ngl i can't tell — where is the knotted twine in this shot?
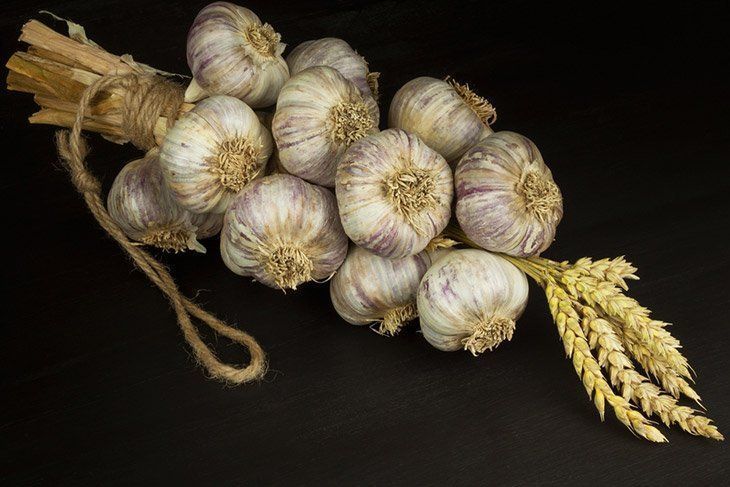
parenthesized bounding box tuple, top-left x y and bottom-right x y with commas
(55, 71, 267, 384)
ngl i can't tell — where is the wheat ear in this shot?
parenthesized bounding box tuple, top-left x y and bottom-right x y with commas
(560, 272, 700, 402)
(542, 281, 667, 442)
(579, 305, 723, 440)
(534, 257, 698, 400)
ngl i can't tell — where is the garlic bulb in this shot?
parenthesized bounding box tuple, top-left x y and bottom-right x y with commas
(185, 2, 289, 107)
(108, 152, 222, 253)
(418, 249, 529, 355)
(286, 38, 378, 99)
(336, 128, 453, 259)
(455, 131, 563, 257)
(388, 76, 496, 162)
(160, 95, 273, 214)
(272, 66, 379, 187)
(330, 245, 432, 335)
(221, 174, 348, 290)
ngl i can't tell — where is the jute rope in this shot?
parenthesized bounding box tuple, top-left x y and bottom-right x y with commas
(55, 72, 267, 384)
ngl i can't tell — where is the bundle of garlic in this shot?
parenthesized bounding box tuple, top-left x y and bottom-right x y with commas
(5, 4, 722, 443)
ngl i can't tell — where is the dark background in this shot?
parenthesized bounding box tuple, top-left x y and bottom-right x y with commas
(2, 0, 729, 484)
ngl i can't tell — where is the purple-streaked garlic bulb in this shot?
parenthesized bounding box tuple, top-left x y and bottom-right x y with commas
(221, 174, 348, 290)
(417, 249, 528, 355)
(286, 38, 379, 99)
(272, 66, 379, 187)
(330, 245, 432, 335)
(185, 2, 289, 107)
(455, 131, 563, 257)
(388, 76, 496, 162)
(107, 152, 222, 253)
(160, 95, 273, 214)
(336, 129, 453, 259)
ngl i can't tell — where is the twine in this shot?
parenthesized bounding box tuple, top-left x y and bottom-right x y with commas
(55, 72, 267, 384)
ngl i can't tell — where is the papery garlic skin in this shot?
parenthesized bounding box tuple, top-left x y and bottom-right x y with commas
(189, 212, 224, 239)
(221, 174, 348, 290)
(107, 152, 221, 253)
(336, 128, 453, 259)
(272, 66, 379, 187)
(286, 38, 376, 99)
(330, 245, 432, 335)
(417, 249, 529, 355)
(186, 2, 289, 107)
(388, 76, 495, 162)
(160, 95, 273, 214)
(455, 131, 563, 258)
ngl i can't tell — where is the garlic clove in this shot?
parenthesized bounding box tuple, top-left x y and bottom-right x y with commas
(417, 249, 529, 354)
(272, 65, 379, 187)
(336, 128, 453, 259)
(455, 131, 563, 257)
(286, 37, 377, 100)
(388, 76, 496, 162)
(186, 2, 289, 107)
(160, 95, 273, 214)
(221, 174, 348, 290)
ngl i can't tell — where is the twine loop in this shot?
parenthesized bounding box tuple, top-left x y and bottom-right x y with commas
(54, 71, 267, 385)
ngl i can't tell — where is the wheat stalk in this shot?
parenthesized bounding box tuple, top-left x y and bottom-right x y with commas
(579, 304, 723, 440)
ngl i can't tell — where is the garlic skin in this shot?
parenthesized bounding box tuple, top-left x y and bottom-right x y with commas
(107, 152, 222, 253)
(330, 245, 432, 335)
(388, 77, 496, 162)
(286, 38, 377, 99)
(455, 131, 563, 257)
(417, 249, 529, 355)
(160, 95, 273, 214)
(221, 174, 348, 290)
(336, 128, 453, 259)
(186, 2, 289, 107)
(272, 66, 379, 187)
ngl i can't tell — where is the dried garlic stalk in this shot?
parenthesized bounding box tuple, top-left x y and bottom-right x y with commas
(5, 19, 193, 145)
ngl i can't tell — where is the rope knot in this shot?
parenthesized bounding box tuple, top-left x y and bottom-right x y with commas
(119, 74, 185, 150)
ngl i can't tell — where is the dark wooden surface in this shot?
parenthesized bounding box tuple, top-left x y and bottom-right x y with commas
(2, 1, 729, 485)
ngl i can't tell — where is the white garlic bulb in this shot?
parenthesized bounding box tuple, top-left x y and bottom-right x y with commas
(221, 174, 348, 290)
(455, 131, 563, 257)
(185, 2, 289, 107)
(108, 152, 222, 253)
(336, 128, 453, 259)
(272, 66, 379, 187)
(418, 249, 529, 355)
(160, 95, 273, 214)
(286, 38, 378, 99)
(388, 76, 496, 162)
(330, 245, 432, 335)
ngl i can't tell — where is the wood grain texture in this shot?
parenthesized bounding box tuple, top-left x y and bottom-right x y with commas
(1, 0, 728, 484)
